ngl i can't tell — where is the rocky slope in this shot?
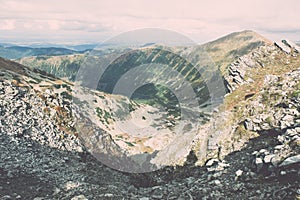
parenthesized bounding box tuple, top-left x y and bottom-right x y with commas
(0, 31, 299, 199)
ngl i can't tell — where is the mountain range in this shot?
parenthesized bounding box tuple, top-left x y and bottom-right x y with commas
(0, 30, 299, 199)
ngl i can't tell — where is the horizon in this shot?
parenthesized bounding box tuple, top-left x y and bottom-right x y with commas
(1, 30, 299, 49)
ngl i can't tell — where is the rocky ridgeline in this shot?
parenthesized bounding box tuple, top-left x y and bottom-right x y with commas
(225, 40, 299, 92)
(242, 69, 300, 180)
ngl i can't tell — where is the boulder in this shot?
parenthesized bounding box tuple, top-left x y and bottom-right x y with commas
(282, 39, 300, 53)
(274, 41, 291, 54)
(279, 154, 300, 167)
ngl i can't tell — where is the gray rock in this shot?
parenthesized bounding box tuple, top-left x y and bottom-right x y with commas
(1, 195, 12, 200)
(271, 155, 282, 166)
(279, 154, 300, 167)
(213, 180, 221, 185)
(71, 195, 88, 200)
(139, 198, 150, 200)
(255, 158, 263, 172)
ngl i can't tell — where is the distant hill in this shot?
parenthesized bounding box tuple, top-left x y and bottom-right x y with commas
(0, 45, 84, 59)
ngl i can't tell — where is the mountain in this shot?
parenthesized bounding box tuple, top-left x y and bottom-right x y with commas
(17, 30, 269, 119)
(0, 31, 299, 199)
(0, 45, 83, 59)
(18, 30, 269, 79)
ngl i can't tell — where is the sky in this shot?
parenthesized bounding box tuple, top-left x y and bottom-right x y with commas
(0, 0, 299, 45)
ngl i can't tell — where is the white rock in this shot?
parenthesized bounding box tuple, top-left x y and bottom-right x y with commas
(274, 145, 285, 150)
(206, 158, 219, 167)
(235, 169, 243, 177)
(71, 195, 88, 200)
(275, 41, 291, 54)
(214, 180, 221, 185)
(264, 154, 275, 163)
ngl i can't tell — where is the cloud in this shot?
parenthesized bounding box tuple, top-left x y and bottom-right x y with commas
(0, 0, 299, 43)
(0, 19, 15, 30)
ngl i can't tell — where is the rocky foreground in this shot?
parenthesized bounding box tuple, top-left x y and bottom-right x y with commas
(0, 36, 300, 199)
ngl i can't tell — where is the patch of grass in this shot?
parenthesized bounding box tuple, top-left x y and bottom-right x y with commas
(60, 91, 72, 100)
(291, 90, 300, 98)
(125, 141, 135, 147)
(96, 107, 113, 124)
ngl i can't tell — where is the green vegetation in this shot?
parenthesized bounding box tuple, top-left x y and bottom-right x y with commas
(18, 54, 84, 81)
(96, 107, 113, 124)
(125, 141, 135, 147)
(60, 91, 72, 100)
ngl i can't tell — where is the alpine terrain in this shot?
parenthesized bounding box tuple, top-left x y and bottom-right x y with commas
(0, 30, 299, 199)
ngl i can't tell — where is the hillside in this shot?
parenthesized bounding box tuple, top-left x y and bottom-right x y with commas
(0, 31, 299, 199)
(18, 30, 269, 79)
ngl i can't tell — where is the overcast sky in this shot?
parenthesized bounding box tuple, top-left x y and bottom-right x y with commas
(0, 0, 299, 45)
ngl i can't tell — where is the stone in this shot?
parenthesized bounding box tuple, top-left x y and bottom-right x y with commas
(259, 149, 267, 154)
(71, 195, 88, 200)
(1, 195, 12, 200)
(279, 154, 300, 167)
(275, 41, 291, 54)
(213, 180, 221, 185)
(255, 158, 263, 172)
(280, 171, 287, 175)
(282, 114, 294, 122)
(104, 194, 114, 197)
(264, 154, 275, 163)
(244, 119, 254, 130)
(274, 145, 285, 150)
(264, 75, 278, 85)
(270, 155, 282, 166)
(235, 169, 243, 177)
(282, 39, 300, 53)
(205, 158, 219, 167)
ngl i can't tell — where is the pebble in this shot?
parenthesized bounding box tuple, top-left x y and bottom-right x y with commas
(1, 195, 12, 200)
(71, 195, 88, 200)
(139, 198, 150, 200)
(235, 170, 243, 177)
(104, 194, 114, 197)
(213, 180, 221, 185)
